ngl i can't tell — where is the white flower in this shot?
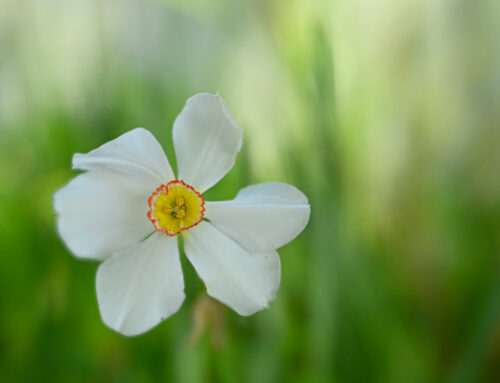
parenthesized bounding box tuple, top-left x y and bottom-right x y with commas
(54, 93, 310, 336)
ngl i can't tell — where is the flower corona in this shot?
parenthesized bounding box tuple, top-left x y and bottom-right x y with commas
(148, 180, 205, 236)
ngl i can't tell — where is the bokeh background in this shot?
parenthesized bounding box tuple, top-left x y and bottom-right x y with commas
(1, 0, 499, 382)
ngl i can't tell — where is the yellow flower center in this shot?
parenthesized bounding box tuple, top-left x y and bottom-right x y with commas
(147, 180, 205, 236)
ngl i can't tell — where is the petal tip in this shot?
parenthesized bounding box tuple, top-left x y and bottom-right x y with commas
(71, 153, 84, 170)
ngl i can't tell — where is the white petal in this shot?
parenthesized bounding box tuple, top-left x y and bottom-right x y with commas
(183, 222, 280, 316)
(173, 93, 243, 192)
(205, 182, 310, 252)
(54, 169, 153, 260)
(96, 233, 184, 336)
(73, 128, 174, 185)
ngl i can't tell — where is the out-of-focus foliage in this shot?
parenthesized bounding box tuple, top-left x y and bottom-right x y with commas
(0, 0, 499, 382)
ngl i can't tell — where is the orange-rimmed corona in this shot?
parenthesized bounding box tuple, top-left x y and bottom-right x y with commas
(147, 180, 205, 236)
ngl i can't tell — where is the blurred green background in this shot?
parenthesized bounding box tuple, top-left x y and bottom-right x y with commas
(1, 0, 499, 382)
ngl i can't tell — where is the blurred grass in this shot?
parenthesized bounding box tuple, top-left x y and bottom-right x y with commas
(0, 0, 499, 382)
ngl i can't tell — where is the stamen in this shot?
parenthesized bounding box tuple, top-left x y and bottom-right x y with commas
(173, 206, 186, 219)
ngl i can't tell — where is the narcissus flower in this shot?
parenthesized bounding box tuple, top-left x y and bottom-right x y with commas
(54, 93, 310, 336)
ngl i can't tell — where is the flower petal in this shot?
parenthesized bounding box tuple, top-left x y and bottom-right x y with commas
(96, 233, 184, 336)
(54, 169, 153, 260)
(183, 222, 280, 316)
(205, 182, 310, 252)
(73, 128, 174, 185)
(173, 93, 243, 192)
